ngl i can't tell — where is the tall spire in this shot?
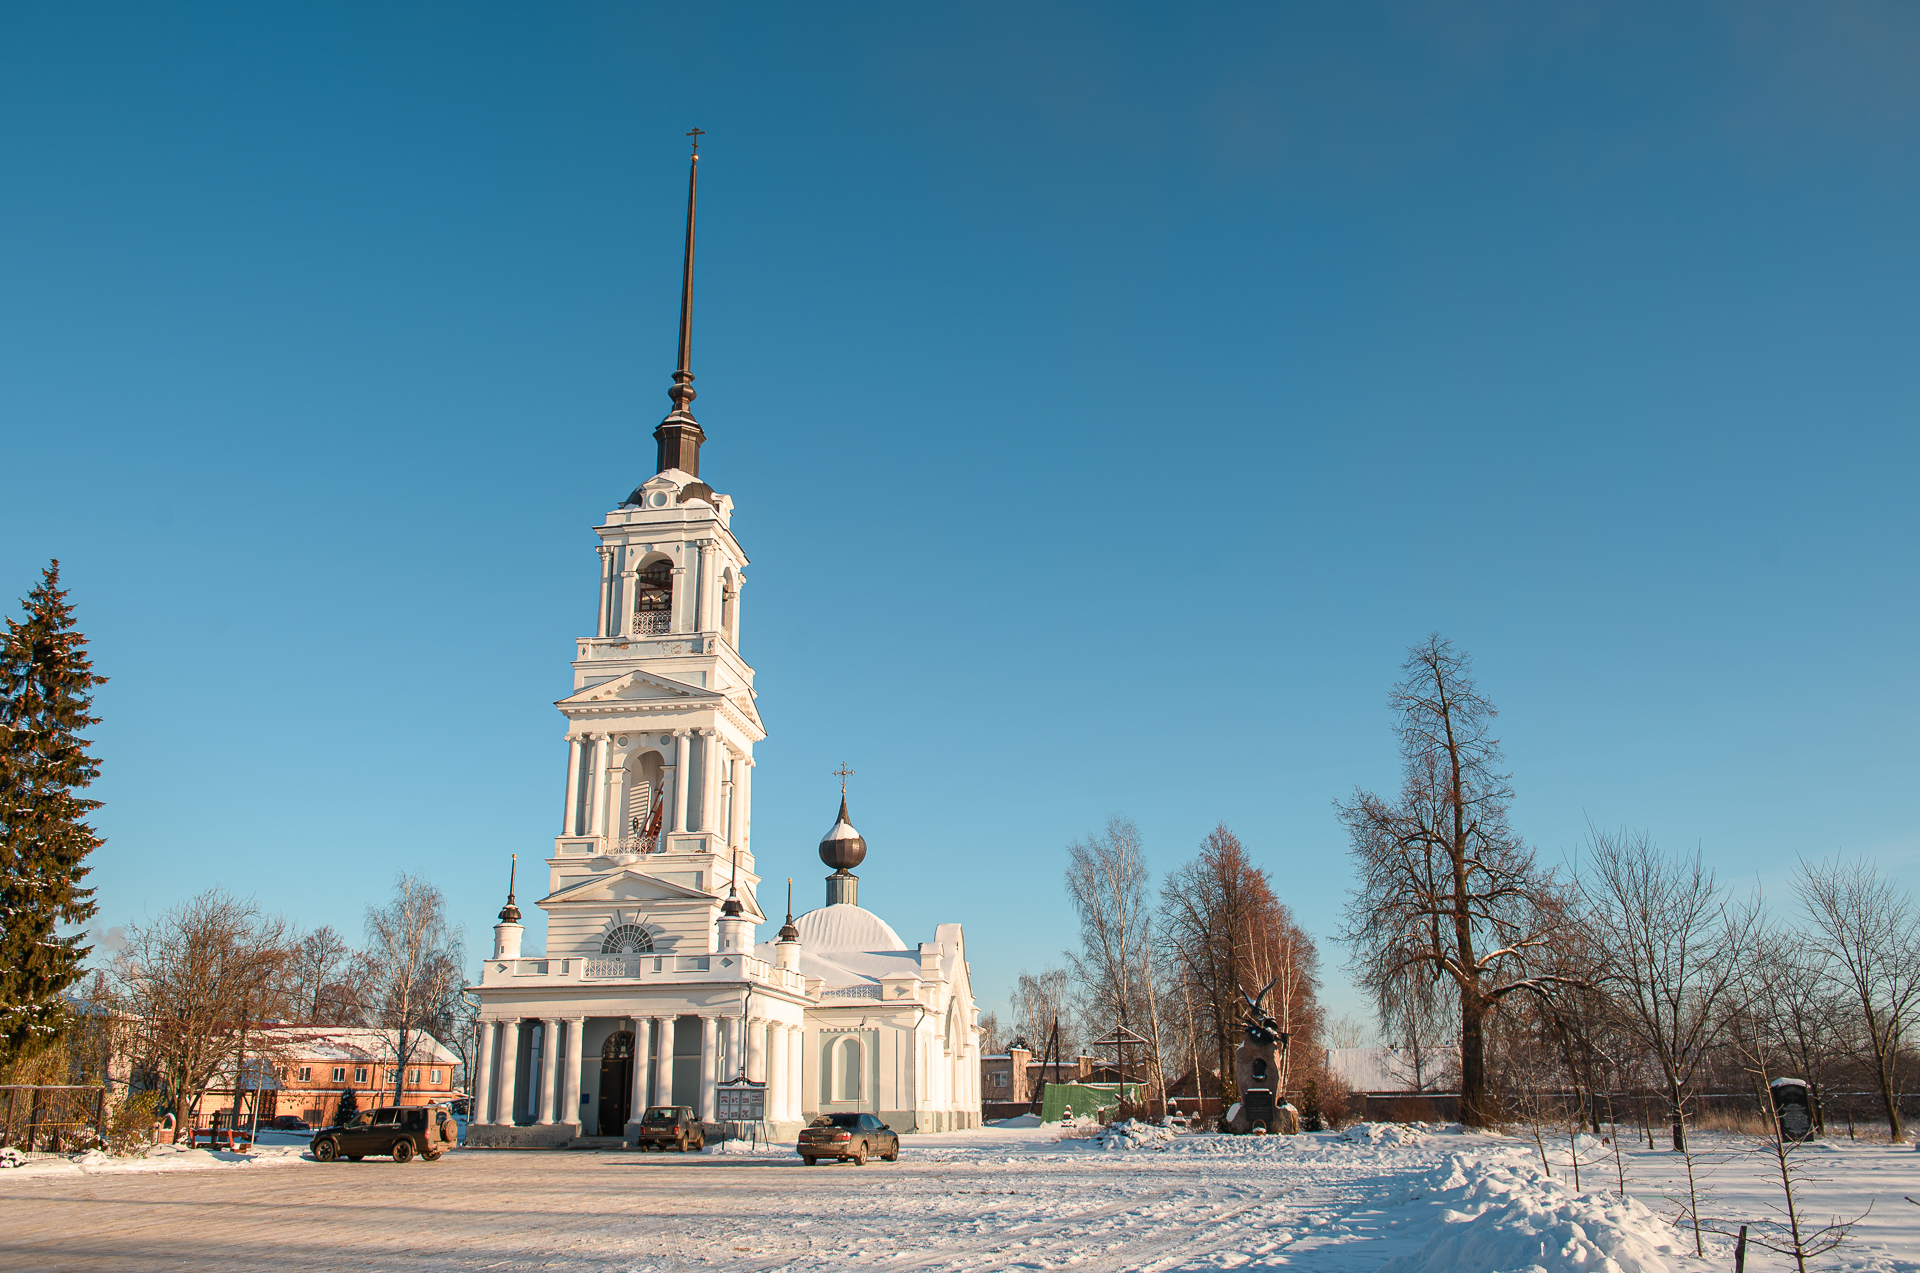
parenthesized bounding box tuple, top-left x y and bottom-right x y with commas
(498, 854, 521, 924)
(654, 127, 708, 477)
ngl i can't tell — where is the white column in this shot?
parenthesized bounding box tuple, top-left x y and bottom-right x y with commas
(588, 735, 609, 837)
(766, 1023, 784, 1122)
(595, 546, 612, 637)
(726, 754, 743, 851)
(537, 1019, 559, 1124)
(739, 758, 752, 854)
(696, 540, 715, 631)
(619, 566, 639, 635)
(671, 562, 690, 633)
(671, 731, 690, 834)
(703, 731, 723, 839)
(606, 744, 631, 845)
(473, 1020, 496, 1124)
(563, 1017, 584, 1127)
(791, 1027, 805, 1121)
(630, 1018, 648, 1124)
(653, 1016, 673, 1108)
(562, 736, 583, 836)
(698, 1015, 718, 1122)
(497, 1019, 521, 1125)
(747, 1017, 766, 1085)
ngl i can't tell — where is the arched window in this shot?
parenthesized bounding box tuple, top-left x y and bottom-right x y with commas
(601, 925, 654, 955)
(835, 1036, 863, 1102)
(633, 559, 672, 635)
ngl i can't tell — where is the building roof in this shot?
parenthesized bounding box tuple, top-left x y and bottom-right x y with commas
(258, 1027, 460, 1067)
(792, 902, 905, 953)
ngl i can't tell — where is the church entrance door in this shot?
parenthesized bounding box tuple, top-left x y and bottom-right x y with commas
(599, 1031, 634, 1135)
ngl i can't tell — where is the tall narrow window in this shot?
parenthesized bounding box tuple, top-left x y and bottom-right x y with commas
(573, 740, 595, 836)
(634, 560, 672, 635)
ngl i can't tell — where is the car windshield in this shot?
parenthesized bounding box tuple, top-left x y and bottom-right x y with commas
(642, 1108, 680, 1124)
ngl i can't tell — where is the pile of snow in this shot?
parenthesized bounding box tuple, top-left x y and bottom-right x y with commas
(1381, 1152, 1687, 1273)
(0, 1147, 24, 1169)
(1093, 1119, 1178, 1151)
(1341, 1121, 1433, 1147)
(702, 1138, 791, 1157)
(989, 1113, 1042, 1128)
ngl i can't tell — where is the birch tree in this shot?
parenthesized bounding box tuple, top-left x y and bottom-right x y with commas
(359, 874, 464, 1106)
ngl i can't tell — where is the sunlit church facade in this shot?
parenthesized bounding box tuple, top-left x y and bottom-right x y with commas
(465, 143, 981, 1146)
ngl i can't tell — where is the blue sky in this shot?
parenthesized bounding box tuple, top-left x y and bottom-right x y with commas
(3, 2, 1917, 1031)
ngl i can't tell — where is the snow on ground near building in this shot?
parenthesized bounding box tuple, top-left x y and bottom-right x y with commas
(0, 1122, 1912, 1271)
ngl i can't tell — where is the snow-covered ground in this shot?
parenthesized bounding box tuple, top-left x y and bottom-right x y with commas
(0, 1120, 1912, 1271)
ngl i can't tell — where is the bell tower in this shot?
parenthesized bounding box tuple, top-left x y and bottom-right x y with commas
(542, 131, 767, 952)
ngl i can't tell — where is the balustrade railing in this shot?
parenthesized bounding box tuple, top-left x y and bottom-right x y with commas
(631, 610, 670, 636)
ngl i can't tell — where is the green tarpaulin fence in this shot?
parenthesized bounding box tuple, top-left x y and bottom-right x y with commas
(1039, 1082, 1143, 1123)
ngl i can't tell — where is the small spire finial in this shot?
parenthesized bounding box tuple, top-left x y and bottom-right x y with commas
(720, 842, 744, 917)
(778, 877, 799, 943)
(834, 763, 854, 796)
(498, 854, 521, 924)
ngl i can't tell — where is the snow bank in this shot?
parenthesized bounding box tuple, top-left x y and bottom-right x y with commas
(1381, 1152, 1687, 1273)
(1341, 1121, 1434, 1147)
(702, 1139, 790, 1157)
(0, 1142, 309, 1177)
(1092, 1119, 1178, 1151)
(989, 1113, 1042, 1128)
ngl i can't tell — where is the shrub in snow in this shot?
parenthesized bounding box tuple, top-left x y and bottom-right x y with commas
(0, 1147, 23, 1169)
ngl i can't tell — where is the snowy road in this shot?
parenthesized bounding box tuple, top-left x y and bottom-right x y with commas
(0, 1124, 1912, 1272)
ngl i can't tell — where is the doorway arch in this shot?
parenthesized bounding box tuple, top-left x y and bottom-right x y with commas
(599, 1030, 634, 1135)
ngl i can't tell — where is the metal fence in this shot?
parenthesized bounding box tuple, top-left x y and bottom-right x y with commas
(0, 1085, 107, 1151)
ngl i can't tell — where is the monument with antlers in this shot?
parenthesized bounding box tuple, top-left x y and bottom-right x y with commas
(1228, 979, 1300, 1134)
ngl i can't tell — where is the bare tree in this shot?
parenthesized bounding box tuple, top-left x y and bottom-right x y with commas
(1338, 635, 1570, 1127)
(1323, 1012, 1372, 1051)
(1795, 856, 1920, 1141)
(359, 874, 464, 1108)
(1010, 968, 1076, 1059)
(1582, 829, 1757, 1153)
(1160, 825, 1320, 1104)
(286, 925, 359, 1025)
(112, 890, 293, 1140)
(977, 1011, 1003, 1055)
(1063, 815, 1165, 1099)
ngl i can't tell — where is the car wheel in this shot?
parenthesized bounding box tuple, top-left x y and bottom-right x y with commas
(313, 1139, 339, 1163)
(423, 1151, 443, 1162)
(693, 1134, 704, 1150)
(884, 1144, 897, 1162)
(851, 1144, 867, 1166)
(674, 1135, 686, 1152)
(802, 1156, 816, 1166)
(392, 1139, 414, 1164)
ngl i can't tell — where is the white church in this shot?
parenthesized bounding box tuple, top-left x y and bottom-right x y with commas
(466, 140, 982, 1147)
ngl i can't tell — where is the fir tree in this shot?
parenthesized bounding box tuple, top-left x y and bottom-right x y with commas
(335, 1087, 359, 1124)
(0, 561, 106, 1064)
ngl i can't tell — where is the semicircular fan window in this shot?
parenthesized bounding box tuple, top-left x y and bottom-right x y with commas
(601, 925, 655, 955)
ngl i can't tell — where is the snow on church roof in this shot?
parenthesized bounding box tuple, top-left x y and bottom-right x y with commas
(792, 903, 905, 953)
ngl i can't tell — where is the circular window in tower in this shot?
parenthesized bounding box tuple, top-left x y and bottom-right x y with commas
(650, 492, 668, 507)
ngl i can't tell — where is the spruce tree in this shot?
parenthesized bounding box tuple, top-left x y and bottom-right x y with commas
(0, 561, 106, 1064)
(335, 1087, 359, 1124)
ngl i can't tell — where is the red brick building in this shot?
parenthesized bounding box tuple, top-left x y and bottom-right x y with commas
(197, 1027, 462, 1128)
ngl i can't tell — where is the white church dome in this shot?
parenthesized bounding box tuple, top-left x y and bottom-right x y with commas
(794, 903, 906, 952)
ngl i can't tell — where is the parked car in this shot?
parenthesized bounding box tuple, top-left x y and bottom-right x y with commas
(310, 1106, 457, 1163)
(633, 1105, 705, 1152)
(268, 1115, 311, 1132)
(798, 1113, 897, 1165)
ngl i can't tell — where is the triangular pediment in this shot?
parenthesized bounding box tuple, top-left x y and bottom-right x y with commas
(557, 668, 721, 709)
(541, 867, 718, 906)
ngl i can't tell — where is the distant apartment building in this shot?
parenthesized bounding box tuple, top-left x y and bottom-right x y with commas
(979, 1048, 1097, 1107)
(196, 1027, 462, 1127)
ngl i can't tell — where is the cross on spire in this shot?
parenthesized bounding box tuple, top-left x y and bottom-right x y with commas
(833, 763, 855, 796)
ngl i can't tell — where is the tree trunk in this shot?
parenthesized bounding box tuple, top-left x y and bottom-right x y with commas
(1458, 988, 1491, 1127)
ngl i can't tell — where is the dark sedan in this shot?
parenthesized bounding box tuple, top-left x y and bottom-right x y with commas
(798, 1113, 897, 1165)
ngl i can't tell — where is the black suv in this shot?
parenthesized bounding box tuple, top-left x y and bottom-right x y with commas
(311, 1106, 457, 1163)
(633, 1105, 705, 1152)
(798, 1113, 897, 1165)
